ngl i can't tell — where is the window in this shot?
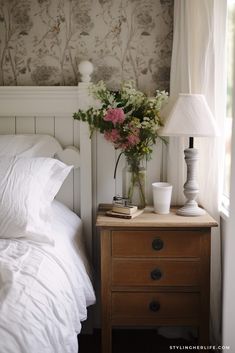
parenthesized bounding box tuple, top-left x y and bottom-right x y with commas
(223, 0, 235, 210)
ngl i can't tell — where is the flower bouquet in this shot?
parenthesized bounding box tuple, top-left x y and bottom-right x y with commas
(73, 81, 168, 208)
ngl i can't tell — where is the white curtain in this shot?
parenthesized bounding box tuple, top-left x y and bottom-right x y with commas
(222, 77, 235, 347)
(166, 0, 227, 344)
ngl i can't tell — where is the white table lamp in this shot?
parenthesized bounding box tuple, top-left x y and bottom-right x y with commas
(160, 93, 219, 216)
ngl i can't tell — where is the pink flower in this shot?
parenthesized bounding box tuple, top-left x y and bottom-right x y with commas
(119, 142, 129, 150)
(104, 129, 120, 144)
(127, 134, 140, 146)
(104, 108, 125, 125)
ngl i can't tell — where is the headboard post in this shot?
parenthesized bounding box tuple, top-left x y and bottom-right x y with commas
(78, 61, 94, 258)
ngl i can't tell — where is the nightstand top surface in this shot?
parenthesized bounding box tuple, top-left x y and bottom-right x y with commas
(96, 205, 218, 228)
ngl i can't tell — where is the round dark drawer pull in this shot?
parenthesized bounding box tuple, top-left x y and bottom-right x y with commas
(151, 268, 162, 280)
(149, 301, 160, 312)
(152, 238, 164, 251)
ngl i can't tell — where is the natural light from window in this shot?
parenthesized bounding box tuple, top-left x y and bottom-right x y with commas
(224, 0, 235, 209)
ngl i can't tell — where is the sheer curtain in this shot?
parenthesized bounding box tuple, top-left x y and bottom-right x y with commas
(166, 0, 227, 344)
(222, 81, 235, 348)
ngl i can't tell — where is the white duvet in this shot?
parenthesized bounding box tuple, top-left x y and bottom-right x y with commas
(0, 200, 96, 353)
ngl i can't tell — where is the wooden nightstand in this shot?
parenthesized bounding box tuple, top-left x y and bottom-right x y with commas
(96, 206, 217, 353)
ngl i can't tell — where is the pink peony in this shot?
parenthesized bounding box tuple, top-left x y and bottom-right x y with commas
(127, 134, 140, 146)
(104, 129, 120, 144)
(103, 108, 125, 125)
(118, 142, 129, 150)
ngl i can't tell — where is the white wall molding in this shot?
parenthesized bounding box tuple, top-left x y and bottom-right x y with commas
(0, 87, 79, 117)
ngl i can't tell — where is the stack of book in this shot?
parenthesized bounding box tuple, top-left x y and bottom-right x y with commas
(106, 203, 144, 219)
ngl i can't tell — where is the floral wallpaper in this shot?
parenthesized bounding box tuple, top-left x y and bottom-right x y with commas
(0, 0, 173, 93)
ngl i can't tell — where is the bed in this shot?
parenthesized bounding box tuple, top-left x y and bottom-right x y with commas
(0, 62, 96, 353)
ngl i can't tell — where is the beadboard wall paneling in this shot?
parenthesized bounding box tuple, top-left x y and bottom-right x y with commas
(0, 117, 16, 134)
(96, 133, 116, 204)
(35, 116, 55, 135)
(16, 116, 35, 134)
(0, 0, 173, 95)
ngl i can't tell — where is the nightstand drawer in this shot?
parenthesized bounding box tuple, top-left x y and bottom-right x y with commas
(112, 259, 200, 287)
(112, 230, 201, 258)
(112, 292, 200, 319)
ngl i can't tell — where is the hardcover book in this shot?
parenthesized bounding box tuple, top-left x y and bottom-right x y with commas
(106, 209, 144, 219)
(112, 204, 138, 215)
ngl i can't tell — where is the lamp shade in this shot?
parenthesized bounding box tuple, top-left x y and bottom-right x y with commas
(159, 93, 219, 137)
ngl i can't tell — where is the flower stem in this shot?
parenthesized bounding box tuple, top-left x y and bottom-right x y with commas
(114, 151, 124, 179)
(127, 163, 146, 208)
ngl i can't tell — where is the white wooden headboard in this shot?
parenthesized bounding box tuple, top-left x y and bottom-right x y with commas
(0, 61, 95, 256)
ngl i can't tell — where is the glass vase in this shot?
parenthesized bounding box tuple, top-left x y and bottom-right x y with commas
(122, 160, 147, 209)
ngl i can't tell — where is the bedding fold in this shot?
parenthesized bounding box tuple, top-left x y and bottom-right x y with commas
(0, 200, 95, 353)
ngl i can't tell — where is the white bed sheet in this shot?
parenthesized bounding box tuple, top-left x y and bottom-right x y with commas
(0, 200, 95, 353)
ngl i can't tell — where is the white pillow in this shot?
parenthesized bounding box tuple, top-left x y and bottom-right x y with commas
(0, 135, 62, 158)
(0, 156, 72, 243)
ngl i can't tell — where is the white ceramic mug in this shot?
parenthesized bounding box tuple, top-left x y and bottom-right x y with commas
(152, 182, 173, 214)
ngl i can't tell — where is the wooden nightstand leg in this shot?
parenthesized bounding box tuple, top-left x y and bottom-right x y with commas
(100, 230, 112, 353)
(102, 323, 112, 353)
(198, 229, 211, 346)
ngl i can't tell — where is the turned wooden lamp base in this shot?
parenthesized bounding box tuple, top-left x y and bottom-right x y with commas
(177, 144, 205, 217)
(177, 201, 206, 217)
